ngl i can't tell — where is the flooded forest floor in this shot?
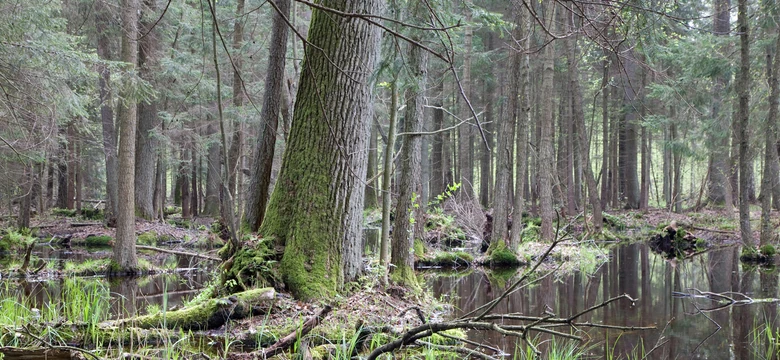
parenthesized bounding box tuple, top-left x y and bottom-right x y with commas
(0, 204, 778, 359)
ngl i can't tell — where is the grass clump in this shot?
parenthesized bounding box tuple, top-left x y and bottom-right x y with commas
(760, 244, 777, 257)
(52, 208, 78, 217)
(85, 235, 112, 247)
(64, 259, 110, 276)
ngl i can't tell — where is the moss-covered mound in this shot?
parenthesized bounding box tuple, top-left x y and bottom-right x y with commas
(648, 222, 703, 259)
(416, 251, 473, 268)
(482, 239, 522, 267)
(740, 245, 776, 265)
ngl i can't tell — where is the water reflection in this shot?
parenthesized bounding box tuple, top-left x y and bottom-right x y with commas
(429, 243, 780, 359)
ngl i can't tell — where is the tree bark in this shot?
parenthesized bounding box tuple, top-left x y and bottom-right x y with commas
(228, 0, 245, 205)
(737, 0, 752, 246)
(94, 0, 117, 225)
(243, 0, 291, 231)
(457, 9, 474, 201)
(760, 31, 780, 246)
(391, 29, 427, 288)
(203, 123, 221, 217)
(707, 0, 732, 208)
(113, 0, 140, 272)
(364, 121, 378, 209)
(622, 49, 641, 209)
(258, 0, 382, 300)
(430, 76, 446, 198)
(539, 3, 556, 241)
(509, 8, 530, 249)
(134, 0, 161, 220)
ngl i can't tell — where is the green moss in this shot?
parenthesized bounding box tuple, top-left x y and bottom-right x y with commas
(80, 208, 103, 220)
(761, 244, 777, 257)
(52, 208, 78, 217)
(520, 223, 540, 242)
(485, 239, 521, 267)
(85, 235, 112, 247)
(603, 213, 626, 230)
(390, 264, 420, 290)
(221, 243, 279, 294)
(137, 231, 158, 246)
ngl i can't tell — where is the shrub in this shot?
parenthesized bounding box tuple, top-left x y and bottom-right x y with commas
(85, 235, 112, 247)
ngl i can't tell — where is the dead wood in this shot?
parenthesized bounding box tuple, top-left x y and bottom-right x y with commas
(136, 245, 220, 261)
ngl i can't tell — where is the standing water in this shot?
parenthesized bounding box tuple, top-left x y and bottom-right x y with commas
(429, 243, 780, 359)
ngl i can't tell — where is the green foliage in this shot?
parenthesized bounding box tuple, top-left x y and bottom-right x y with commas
(52, 208, 78, 217)
(413, 239, 426, 257)
(0, 229, 35, 252)
(428, 182, 461, 207)
(486, 239, 521, 267)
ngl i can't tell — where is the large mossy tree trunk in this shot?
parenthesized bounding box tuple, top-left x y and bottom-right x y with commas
(243, 0, 291, 232)
(256, 0, 382, 301)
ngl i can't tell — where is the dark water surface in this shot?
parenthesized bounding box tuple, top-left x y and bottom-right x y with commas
(429, 243, 780, 359)
(0, 246, 209, 319)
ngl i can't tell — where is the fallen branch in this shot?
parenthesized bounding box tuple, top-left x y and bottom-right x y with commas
(70, 222, 101, 227)
(690, 225, 735, 234)
(258, 304, 333, 359)
(136, 245, 221, 262)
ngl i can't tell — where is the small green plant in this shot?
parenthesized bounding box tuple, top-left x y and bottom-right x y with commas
(427, 182, 461, 207)
(137, 231, 158, 246)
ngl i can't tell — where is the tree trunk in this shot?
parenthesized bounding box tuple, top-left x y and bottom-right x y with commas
(760, 31, 780, 246)
(203, 124, 221, 217)
(509, 8, 530, 249)
(539, 3, 556, 242)
(430, 77, 446, 198)
(134, 0, 160, 220)
(18, 167, 34, 229)
(622, 50, 641, 209)
(243, 0, 291, 231)
(364, 122, 378, 209)
(567, 14, 602, 233)
(258, 0, 381, 300)
(492, 22, 518, 245)
(737, 0, 752, 246)
(191, 148, 199, 217)
(380, 79, 398, 285)
(181, 149, 191, 220)
(391, 30, 427, 288)
(94, 0, 117, 224)
(457, 9, 474, 201)
(228, 0, 245, 204)
(113, 0, 139, 273)
(707, 0, 732, 208)
(600, 57, 610, 208)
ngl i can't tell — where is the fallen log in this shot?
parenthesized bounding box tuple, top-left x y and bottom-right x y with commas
(116, 288, 275, 331)
(136, 245, 220, 262)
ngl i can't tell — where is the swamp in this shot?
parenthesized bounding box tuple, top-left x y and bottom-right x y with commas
(5, 0, 780, 358)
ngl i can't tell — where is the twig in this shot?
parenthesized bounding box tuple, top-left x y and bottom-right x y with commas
(259, 305, 333, 359)
(17, 325, 100, 360)
(416, 340, 498, 360)
(136, 245, 221, 262)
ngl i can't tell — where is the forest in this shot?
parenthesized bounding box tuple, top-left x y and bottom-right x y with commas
(1, 0, 780, 358)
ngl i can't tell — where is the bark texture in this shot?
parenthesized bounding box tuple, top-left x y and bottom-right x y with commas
(707, 0, 732, 207)
(539, 3, 556, 241)
(243, 0, 291, 231)
(135, 0, 161, 220)
(113, 0, 139, 272)
(259, 0, 382, 300)
(94, 0, 118, 225)
(737, 0, 752, 246)
(391, 36, 427, 288)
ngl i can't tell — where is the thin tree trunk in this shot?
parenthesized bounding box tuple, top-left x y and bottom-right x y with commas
(760, 32, 780, 245)
(365, 122, 379, 209)
(600, 56, 610, 208)
(509, 8, 530, 249)
(94, 0, 117, 224)
(539, 3, 556, 242)
(458, 9, 474, 201)
(380, 80, 398, 286)
(181, 149, 191, 219)
(135, 0, 161, 220)
(113, 0, 140, 272)
(243, 0, 291, 231)
(430, 76, 446, 198)
(228, 0, 245, 205)
(391, 30, 427, 287)
(203, 123, 221, 217)
(737, 0, 752, 246)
